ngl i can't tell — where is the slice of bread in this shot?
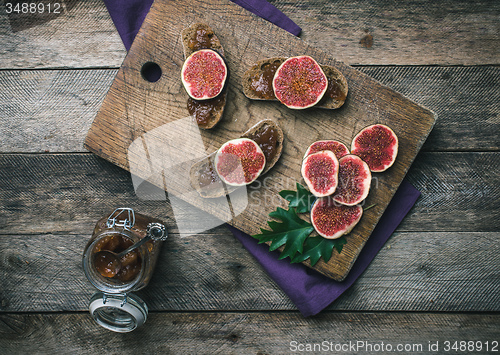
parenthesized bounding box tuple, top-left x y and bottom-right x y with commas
(181, 23, 226, 129)
(181, 23, 224, 58)
(242, 57, 348, 109)
(190, 119, 284, 198)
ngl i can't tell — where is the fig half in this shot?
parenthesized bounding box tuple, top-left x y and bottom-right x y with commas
(181, 49, 227, 100)
(332, 154, 371, 206)
(301, 150, 339, 197)
(272, 56, 328, 109)
(214, 138, 266, 186)
(311, 196, 363, 239)
(304, 140, 350, 160)
(351, 124, 399, 172)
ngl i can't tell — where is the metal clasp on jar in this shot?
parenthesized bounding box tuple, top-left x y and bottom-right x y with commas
(106, 207, 136, 230)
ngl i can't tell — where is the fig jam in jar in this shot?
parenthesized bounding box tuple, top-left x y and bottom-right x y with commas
(82, 208, 167, 332)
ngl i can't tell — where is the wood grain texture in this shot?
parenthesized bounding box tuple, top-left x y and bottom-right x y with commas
(0, 152, 497, 235)
(1, 0, 498, 68)
(0, 231, 498, 312)
(84, 0, 436, 280)
(0, 0, 126, 69)
(402, 152, 500, 232)
(271, 0, 500, 65)
(0, 67, 497, 153)
(1, 312, 498, 354)
(0, 0, 497, 349)
(0, 69, 116, 152)
(358, 66, 500, 152)
(0, 153, 498, 312)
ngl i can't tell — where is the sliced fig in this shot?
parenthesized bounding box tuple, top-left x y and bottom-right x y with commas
(272, 56, 328, 109)
(351, 124, 399, 172)
(190, 120, 283, 198)
(181, 49, 227, 100)
(311, 196, 363, 239)
(215, 138, 266, 186)
(304, 140, 350, 160)
(332, 154, 371, 206)
(243, 57, 348, 109)
(301, 150, 339, 197)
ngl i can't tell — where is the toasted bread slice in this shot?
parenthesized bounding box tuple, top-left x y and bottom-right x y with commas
(181, 23, 226, 129)
(243, 57, 348, 109)
(181, 23, 225, 58)
(190, 119, 284, 198)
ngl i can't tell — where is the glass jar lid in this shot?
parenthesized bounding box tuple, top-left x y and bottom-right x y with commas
(89, 292, 148, 332)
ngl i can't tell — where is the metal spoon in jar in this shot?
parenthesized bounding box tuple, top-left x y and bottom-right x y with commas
(93, 223, 167, 278)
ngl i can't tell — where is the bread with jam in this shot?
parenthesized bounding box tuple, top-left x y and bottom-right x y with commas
(243, 57, 348, 109)
(189, 119, 284, 198)
(181, 23, 227, 129)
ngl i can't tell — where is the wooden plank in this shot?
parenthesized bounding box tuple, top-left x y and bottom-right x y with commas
(401, 152, 500, 232)
(84, 0, 436, 281)
(0, 153, 497, 311)
(0, 231, 497, 312)
(0, 69, 117, 153)
(1, 312, 498, 353)
(1, 0, 498, 68)
(271, 0, 500, 65)
(358, 66, 500, 152)
(0, 0, 126, 69)
(0, 152, 497, 235)
(1, 67, 497, 153)
(333, 231, 500, 312)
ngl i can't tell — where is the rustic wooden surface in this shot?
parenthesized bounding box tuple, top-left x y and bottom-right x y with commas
(0, 0, 499, 353)
(83, 0, 436, 281)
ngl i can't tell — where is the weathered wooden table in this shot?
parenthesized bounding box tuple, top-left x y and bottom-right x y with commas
(0, 0, 498, 353)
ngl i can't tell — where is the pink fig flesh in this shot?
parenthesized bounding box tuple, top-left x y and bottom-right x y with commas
(272, 56, 328, 109)
(301, 150, 339, 197)
(215, 138, 266, 186)
(351, 124, 398, 172)
(333, 154, 371, 206)
(304, 140, 350, 160)
(181, 49, 227, 100)
(311, 196, 363, 239)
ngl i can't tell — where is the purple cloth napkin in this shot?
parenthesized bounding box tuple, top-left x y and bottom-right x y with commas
(104, 0, 300, 51)
(229, 179, 420, 316)
(103, 0, 420, 316)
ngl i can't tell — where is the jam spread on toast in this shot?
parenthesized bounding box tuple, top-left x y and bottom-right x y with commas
(249, 59, 345, 103)
(249, 60, 282, 100)
(196, 124, 280, 190)
(186, 25, 225, 127)
(244, 124, 279, 163)
(322, 77, 347, 102)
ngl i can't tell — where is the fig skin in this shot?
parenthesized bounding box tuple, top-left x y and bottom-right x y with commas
(301, 150, 339, 197)
(332, 154, 371, 206)
(351, 124, 399, 172)
(181, 49, 227, 100)
(214, 138, 266, 186)
(304, 140, 350, 160)
(272, 56, 328, 109)
(311, 196, 363, 239)
(190, 119, 284, 199)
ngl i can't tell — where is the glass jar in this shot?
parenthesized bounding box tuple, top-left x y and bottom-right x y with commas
(82, 208, 167, 332)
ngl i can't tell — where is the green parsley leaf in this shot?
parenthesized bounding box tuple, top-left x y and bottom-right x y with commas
(253, 183, 348, 265)
(253, 207, 314, 260)
(278, 182, 316, 213)
(291, 236, 347, 266)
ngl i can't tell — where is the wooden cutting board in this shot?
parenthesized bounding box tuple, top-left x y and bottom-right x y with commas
(84, 0, 436, 281)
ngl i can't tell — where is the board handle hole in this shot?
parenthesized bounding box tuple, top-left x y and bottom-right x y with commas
(141, 62, 162, 83)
